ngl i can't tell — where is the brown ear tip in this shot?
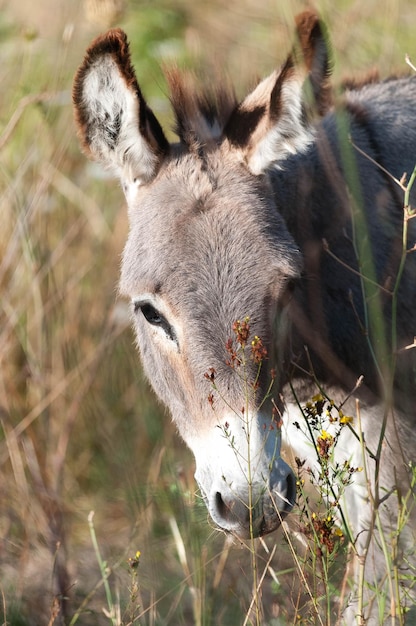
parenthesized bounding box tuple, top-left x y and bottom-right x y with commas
(295, 10, 321, 33)
(72, 27, 131, 107)
(85, 27, 129, 58)
(102, 27, 128, 44)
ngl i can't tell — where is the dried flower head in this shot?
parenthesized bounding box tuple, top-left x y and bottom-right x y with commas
(232, 317, 250, 347)
(317, 430, 333, 459)
(250, 335, 268, 364)
(204, 367, 216, 382)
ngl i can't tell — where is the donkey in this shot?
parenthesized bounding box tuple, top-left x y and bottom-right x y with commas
(73, 12, 416, 623)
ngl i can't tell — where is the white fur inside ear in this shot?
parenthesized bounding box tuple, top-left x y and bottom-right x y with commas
(247, 75, 315, 175)
(81, 55, 158, 183)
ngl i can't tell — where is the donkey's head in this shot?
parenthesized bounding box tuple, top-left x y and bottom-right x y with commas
(73, 12, 331, 538)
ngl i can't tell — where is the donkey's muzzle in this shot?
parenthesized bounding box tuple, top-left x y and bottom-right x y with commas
(191, 410, 295, 538)
(201, 470, 296, 539)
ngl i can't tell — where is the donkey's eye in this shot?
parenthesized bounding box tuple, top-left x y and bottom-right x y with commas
(140, 303, 163, 325)
(134, 301, 177, 344)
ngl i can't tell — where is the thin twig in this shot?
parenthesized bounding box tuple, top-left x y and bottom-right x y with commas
(242, 544, 277, 626)
(322, 239, 392, 295)
(349, 137, 406, 190)
(405, 54, 416, 73)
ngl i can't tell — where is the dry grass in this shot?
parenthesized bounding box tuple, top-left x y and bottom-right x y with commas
(0, 0, 415, 624)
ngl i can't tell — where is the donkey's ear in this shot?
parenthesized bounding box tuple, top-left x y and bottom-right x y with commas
(73, 29, 169, 184)
(225, 11, 332, 175)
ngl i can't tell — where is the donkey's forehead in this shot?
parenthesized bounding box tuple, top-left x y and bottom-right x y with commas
(126, 147, 278, 230)
(120, 153, 302, 303)
(141, 147, 258, 205)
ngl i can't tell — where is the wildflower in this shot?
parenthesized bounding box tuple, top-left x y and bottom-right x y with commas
(339, 413, 353, 424)
(317, 430, 333, 458)
(304, 395, 324, 419)
(250, 334, 268, 364)
(311, 393, 326, 415)
(128, 550, 141, 569)
(232, 317, 250, 347)
(225, 337, 240, 368)
(204, 367, 216, 382)
(320, 430, 332, 441)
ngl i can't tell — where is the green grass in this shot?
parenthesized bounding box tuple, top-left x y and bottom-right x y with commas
(0, 1, 415, 624)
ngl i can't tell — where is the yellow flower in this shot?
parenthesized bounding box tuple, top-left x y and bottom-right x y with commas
(334, 528, 343, 537)
(340, 414, 353, 424)
(127, 550, 141, 569)
(312, 393, 324, 403)
(320, 430, 332, 441)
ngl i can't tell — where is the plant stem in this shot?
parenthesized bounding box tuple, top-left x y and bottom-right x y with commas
(88, 511, 117, 626)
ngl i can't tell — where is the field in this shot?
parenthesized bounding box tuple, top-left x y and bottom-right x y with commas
(0, 0, 415, 624)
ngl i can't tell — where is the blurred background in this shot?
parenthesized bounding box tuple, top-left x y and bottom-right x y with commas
(0, 1, 415, 624)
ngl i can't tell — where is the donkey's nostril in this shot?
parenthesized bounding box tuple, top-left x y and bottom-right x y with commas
(215, 491, 239, 519)
(214, 490, 249, 527)
(285, 472, 296, 511)
(215, 491, 227, 518)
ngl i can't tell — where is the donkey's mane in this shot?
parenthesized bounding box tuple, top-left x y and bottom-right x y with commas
(341, 69, 380, 91)
(165, 68, 238, 148)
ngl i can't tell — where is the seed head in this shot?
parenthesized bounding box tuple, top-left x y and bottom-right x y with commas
(204, 367, 216, 382)
(232, 317, 250, 347)
(250, 335, 268, 364)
